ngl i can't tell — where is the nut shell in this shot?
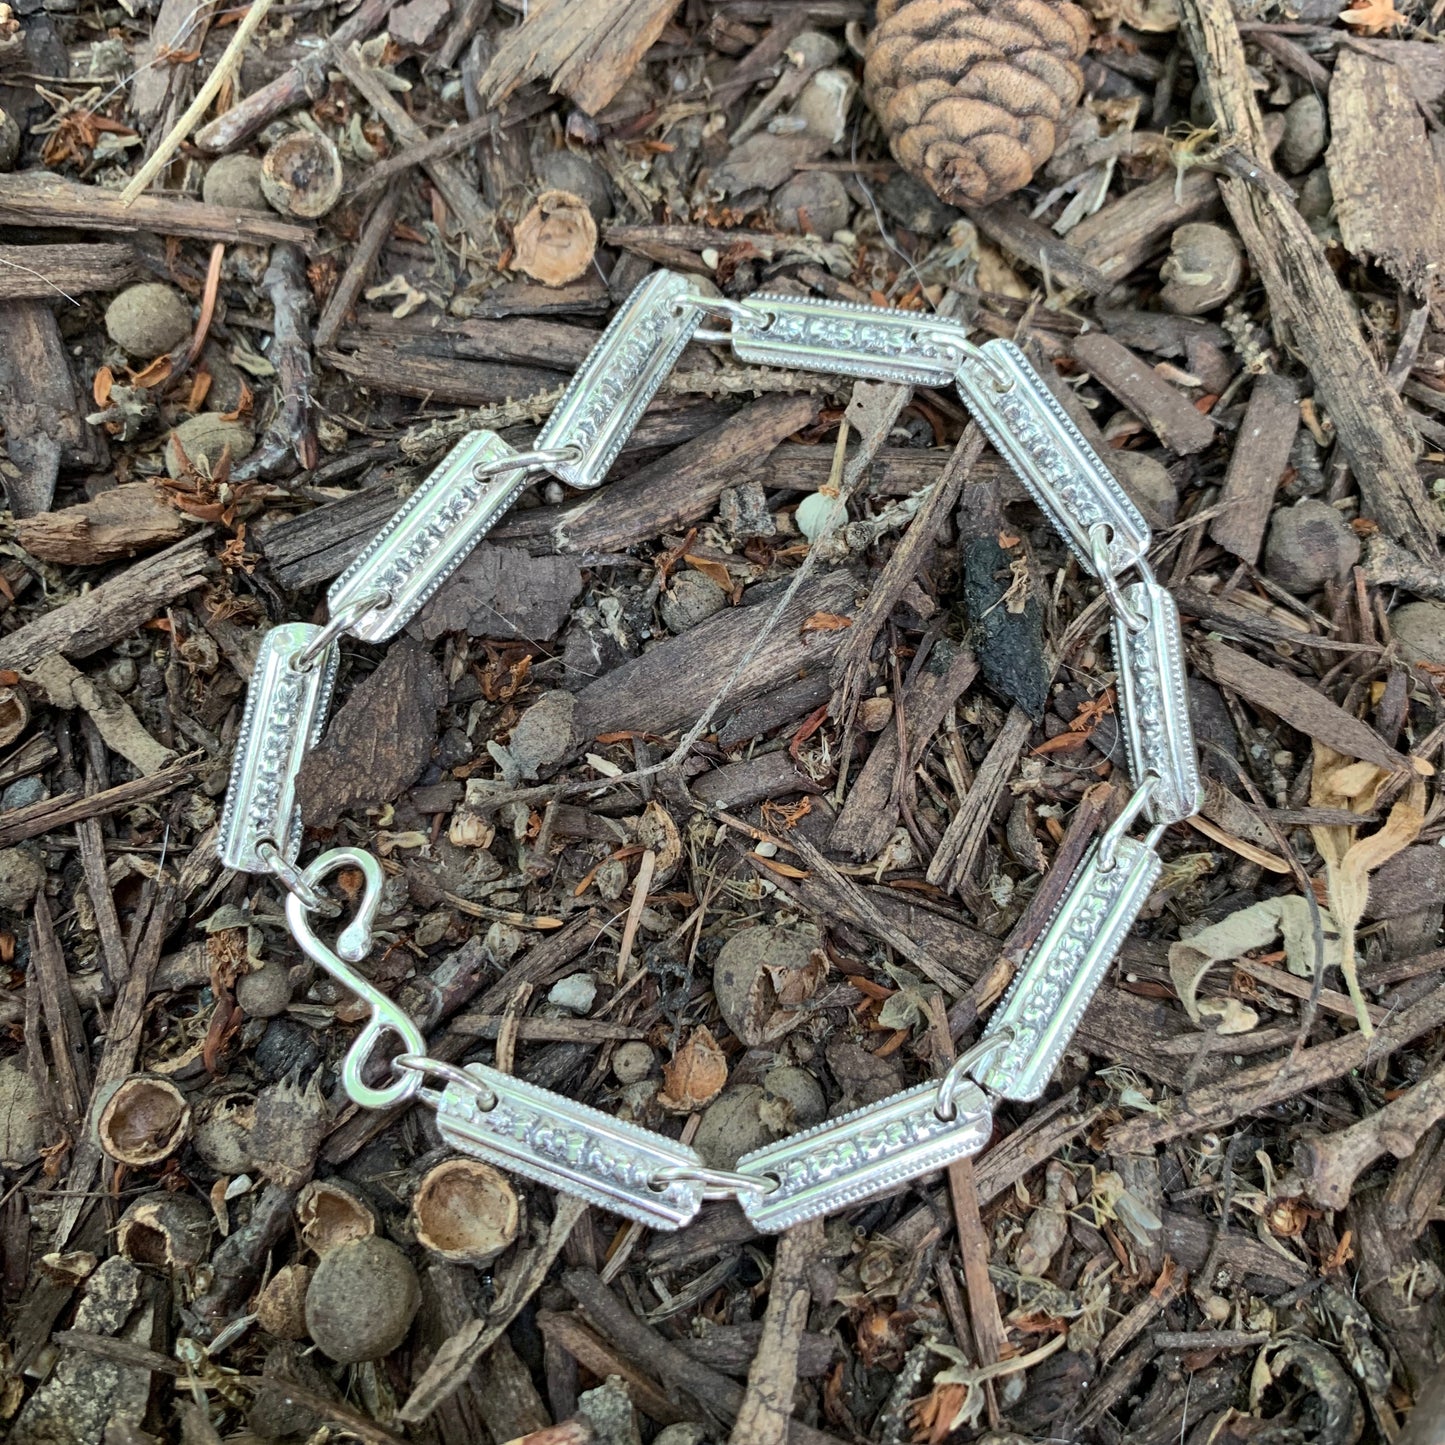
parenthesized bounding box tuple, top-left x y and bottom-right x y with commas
(412, 1158, 522, 1266)
(255, 1262, 313, 1340)
(863, 0, 1091, 208)
(116, 1191, 212, 1270)
(96, 1075, 190, 1167)
(297, 1177, 376, 1256)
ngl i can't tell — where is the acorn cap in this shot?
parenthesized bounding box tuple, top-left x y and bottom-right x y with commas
(116, 1191, 212, 1270)
(255, 1262, 313, 1340)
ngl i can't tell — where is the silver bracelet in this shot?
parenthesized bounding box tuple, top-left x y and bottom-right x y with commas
(218, 270, 1202, 1233)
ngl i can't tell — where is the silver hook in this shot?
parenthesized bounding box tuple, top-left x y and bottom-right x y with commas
(284, 848, 425, 1110)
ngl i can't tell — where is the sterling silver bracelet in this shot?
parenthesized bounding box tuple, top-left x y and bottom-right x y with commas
(218, 270, 1202, 1233)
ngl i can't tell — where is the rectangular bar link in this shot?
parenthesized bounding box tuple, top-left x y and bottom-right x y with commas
(328, 430, 524, 643)
(972, 836, 1163, 1101)
(735, 1081, 993, 1233)
(217, 624, 337, 873)
(535, 270, 714, 490)
(434, 1063, 707, 1230)
(1114, 579, 1203, 825)
(956, 339, 1151, 576)
(727, 294, 972, 385)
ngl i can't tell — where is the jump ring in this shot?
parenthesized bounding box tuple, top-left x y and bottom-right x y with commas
(393, 1053, 498, 1110)
(294, 591, 390, 671)
(650, 1164, 777, 1200)
(472, 444, 582, 482)
(936, 1027, 1017, 1120)
(257, 839, 340, 917)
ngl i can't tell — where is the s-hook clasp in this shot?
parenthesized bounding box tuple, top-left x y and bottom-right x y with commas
(283, 847, 427, 1110)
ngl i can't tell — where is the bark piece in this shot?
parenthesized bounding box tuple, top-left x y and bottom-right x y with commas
(0, 756, 200, 848)
(828, 641, 979, 861)
(729, 1218, 826, 1445)
(0, 170, 312, 247)
(1198, 639, 1412, 774)
(1108, 975, 1445, 1152)
(0, 299, 105, 517)
(22, 655, 175, 777)
(0, 243, 141, 301)
(14, 482, 193, 564)
(571, 570, 858, 742)
(11, 1256, 152, 1445)
(1328, 48, 1445, 299)
(493, 393, 819, 554)
(1209, 371, 1300, 564)
(1295, 1059, 1445, 1210)
(479, 0, 683, 116)
(1071, 330, 1216, 454)
(1179, 0, 1438, 559)
(692, 747, 826, 812)
(1070, 170, 1222, 283)
(967, 199, 1112, 294)
(295, 639, 446, 829)
(416, 547, 582, 643)
(0, 534, 213, 673)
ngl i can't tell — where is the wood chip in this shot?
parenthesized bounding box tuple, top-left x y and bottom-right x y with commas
(1209, 372, 1300, 564)
(1071, 330, 1216, 455)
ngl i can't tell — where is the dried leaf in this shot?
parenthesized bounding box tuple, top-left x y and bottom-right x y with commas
(657, 1026, 727, 1112)
(683, 554, 733, 592)
(800, 611, 853, 634)
(1341, 0, 1408, 30)
(1311, 742, 1427, 1034)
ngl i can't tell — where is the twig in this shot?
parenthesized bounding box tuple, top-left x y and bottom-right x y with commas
(314, 184, 404, 352)
(729, 1218, 827, 1445)
(120, 0, 276, 206)
(194, 0, 398, 152)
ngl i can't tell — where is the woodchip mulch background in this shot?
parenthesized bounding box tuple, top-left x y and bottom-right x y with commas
(4, 0, 1445, 1441)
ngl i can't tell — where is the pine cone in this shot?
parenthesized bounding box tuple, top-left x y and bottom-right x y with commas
(864, 0, 1091, 209)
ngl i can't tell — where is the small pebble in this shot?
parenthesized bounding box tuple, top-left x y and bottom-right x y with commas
(235, 959, 293, 1019)
(1390, 600, 1445, 668)
(772, 170, 851, 237)
(202, 153, 269, 211)
(859, 696, 893, 732)
(877, 171, 959, 236)
(761, 1065, 827, 1131)
(547, 973, 597, 1014)
(389, 0, 451, 47)
(165, 414, 256, 478)
(104, 657, 139, 693)
(305, 1237, 420, 1363)
(199, 344, 249, 414)
(1159, 223, 1242, 315)
(1262, 498, 1360, 594)
(1280, 92, 1328, 175)
(693, 1085, 772, 1169)
(1297, 167, 1335, 229)
(105, 283, 192, 358)
(0, 777, 46, 812)
(612, 1041, 654, 1084)
(535, 148, 614, 223)
(660, 571, 727, 633)
(1109, 451, 1177, 529)
(0, 847, 44, 911)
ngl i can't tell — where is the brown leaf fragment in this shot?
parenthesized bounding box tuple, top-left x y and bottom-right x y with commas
(512, 189, 598, 288)
(295, 639, 446, 829)
(658, 1025, 728, 1113)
